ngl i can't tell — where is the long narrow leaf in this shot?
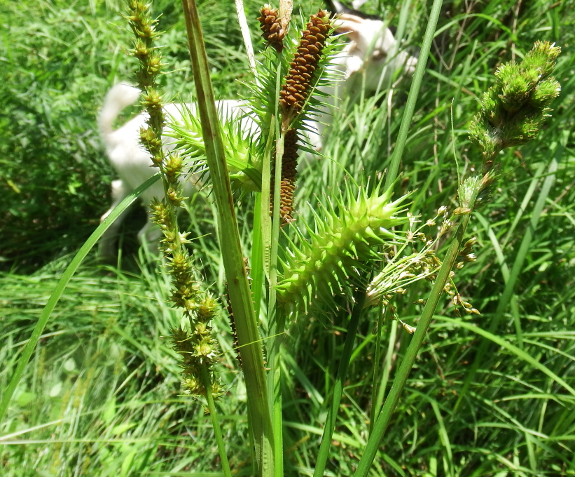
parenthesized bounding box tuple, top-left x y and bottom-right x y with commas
(179, 1, 274, 474)
(0, 174, 160, 423)
(436, 317, 575, 397)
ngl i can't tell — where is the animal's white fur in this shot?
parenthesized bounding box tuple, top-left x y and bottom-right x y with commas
(98, 91, 255, 257)
(306, 13, 417, 149)
(98, 13, 417, 258)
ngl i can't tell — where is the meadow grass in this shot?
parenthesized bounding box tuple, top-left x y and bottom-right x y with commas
(1, 0, 575, 475)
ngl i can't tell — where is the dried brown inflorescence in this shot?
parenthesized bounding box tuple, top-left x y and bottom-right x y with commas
(269, 9, 332, 225)
(271, 128, 299, 225)
(279, 9, 332, 126)
(258, 5, 286, 52)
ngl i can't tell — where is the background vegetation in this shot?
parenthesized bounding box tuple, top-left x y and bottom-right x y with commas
(1, 0, 574, 475)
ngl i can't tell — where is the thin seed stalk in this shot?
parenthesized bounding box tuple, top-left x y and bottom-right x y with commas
(369, 304, 393, 430)
(199, 365, 232, 477)
(353, 210, 473, 477)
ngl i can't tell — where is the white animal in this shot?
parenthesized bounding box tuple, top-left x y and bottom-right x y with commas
(98, 88, 255, 258)
(308, 12, 417, 150)
(98, 12, 417, 258)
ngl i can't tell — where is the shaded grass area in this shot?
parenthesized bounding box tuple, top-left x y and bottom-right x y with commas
(1, 0, 575, 475)
(0, 0, 257, 272)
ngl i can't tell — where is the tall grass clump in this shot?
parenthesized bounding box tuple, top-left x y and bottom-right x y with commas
(0, 0, 254, 272)
(2, 0, 575, 475)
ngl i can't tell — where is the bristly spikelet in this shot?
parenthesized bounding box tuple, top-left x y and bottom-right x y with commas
(171, 306, 222, 397)
(280, 9, 332, 128)
(126, 0, 162, 89)
(258, 5, 286, 52)
(271, 128, 299, 224)
(469, 41, 561, 168)
(276, 185, 410, 311)
(168, 107, 261, 193)
(126, 1, 222, 398)
(126, 0, 165, 168)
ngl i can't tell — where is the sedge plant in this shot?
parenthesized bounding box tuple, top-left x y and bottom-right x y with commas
(0, 0, 566, 476)
(172, 0, 446, 474)
(352, 39, 564, 477)
(172, 3, 565, 473)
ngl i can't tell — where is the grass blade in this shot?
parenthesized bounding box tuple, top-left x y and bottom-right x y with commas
(437, 317, 575, 397)
(313, 290, 367, 477)
(0, 174, 160, 423)
(179, 1, 274, 474)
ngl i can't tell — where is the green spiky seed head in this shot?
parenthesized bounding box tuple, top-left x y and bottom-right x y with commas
(469, 41, 561, 166)
(277, 185, 410, 312)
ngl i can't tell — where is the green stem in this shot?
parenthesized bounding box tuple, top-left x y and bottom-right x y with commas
(314, 289, 367, 477)
(369, 305, 395, 432)
(353, 211, 472, 477)
(268, 131, 286, 477)
(180, 1, 274, 475)
(383, 0, 444, 190)
(270, 308, 285, 477)
(260, 114, 277, 278)
(369, 304, 385, 432)
(200, 365, 233, 477)
(251, 193, 264, 319)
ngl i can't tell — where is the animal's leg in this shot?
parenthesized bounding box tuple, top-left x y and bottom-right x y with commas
(137, 216, 163, 256)
(99, 179, 131, 259)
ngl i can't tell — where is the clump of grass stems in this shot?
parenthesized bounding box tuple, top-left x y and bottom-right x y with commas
(176, 1, 446, 475)
(175, 2, 421, 474)
(352, 37, 563, 477)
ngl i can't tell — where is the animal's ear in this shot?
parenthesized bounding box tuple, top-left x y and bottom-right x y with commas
(333, 13, 364, 44)
(345, 55, 364, 77)
(326, 0, 349, 15)
(328, 0, 373, 18)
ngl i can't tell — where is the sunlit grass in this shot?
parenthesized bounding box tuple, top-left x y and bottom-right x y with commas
(1, 0, 574, 475)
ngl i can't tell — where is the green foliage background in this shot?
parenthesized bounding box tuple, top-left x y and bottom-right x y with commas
(1, 0, 574, 475)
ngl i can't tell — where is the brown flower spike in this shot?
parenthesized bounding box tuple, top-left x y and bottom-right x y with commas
(270, 10, 332, 225)
(271, 128, 299, 225)
(279, 9, 332, 127)
(258, 5, 286, 52)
